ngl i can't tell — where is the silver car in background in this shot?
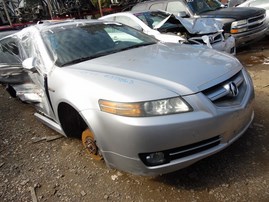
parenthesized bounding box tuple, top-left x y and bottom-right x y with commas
(0, 20, 254, 175)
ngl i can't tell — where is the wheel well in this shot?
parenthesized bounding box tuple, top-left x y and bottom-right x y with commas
(58, 103, 87, 138)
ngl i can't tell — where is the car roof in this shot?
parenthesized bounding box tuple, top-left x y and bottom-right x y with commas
(33, 19, 102, 30)
(135, 0, 177, 4)
(131, 0, 168, 11)
(101, 10, 166, 17)
(132, 0, 178, 7)
(0, 19, 113, 40)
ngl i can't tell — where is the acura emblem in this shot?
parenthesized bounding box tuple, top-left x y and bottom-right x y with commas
(224, 82, 239, 97)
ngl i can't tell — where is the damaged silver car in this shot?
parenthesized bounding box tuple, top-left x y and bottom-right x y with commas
(100, 10, 236, 54)
(0, 20, 254, 175)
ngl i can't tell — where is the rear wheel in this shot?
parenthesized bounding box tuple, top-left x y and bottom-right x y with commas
(82, 128, 102, 160)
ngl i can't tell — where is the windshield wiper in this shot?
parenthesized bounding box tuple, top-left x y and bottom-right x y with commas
(60, 52, 110, 67)
(213, 6, 223, 11)
(61, 56, 94, 67)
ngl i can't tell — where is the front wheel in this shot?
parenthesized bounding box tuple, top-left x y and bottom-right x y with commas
(82, 129, 102, 161)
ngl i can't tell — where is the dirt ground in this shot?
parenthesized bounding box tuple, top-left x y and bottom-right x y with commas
(0, 37, 269, 202)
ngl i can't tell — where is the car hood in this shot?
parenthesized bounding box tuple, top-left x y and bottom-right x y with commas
(65, 43, 241, 96)
(174, 17, 223, 34)
(200, 7, 265, 20)
(154, 14, 223, 34)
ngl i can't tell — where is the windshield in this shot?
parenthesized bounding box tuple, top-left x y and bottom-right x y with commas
(228, 0, 247, 7)
(42, 22, 157, 67)
(187, 0, 223, 15)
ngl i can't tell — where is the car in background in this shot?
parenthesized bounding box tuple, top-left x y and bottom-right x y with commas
(0, 19, 254, 175)
(100, 10, 236, 54)
(228, 0, 269, 35)
(131, 0, 267, 47)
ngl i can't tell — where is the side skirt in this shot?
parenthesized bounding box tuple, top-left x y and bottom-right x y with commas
(34, 112, 66, 136)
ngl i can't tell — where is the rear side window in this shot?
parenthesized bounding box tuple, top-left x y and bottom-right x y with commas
(167, 2, 187, 15)
(132, 4, 148, 11)
(149, 3, 165, 10)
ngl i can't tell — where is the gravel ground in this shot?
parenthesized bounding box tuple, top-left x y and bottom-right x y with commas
(0, 37, 269, 202)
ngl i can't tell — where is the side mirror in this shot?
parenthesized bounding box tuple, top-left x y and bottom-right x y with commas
(177, 11, 188, 17)
(22, 57, 37, 72)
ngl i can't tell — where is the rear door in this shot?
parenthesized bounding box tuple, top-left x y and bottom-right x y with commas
(0, 30, 55, 118)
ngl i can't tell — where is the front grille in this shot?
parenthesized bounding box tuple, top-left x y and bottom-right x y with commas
(248, 21, 264, 30)
(246, 14, 266, 32)
(202, 70, 247, 107)
(248, 14, 266, 24)
(188, 32, 224, 45)
(211, 33, 223, 43)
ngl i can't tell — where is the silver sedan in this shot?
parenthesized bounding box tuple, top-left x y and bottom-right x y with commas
(0, 20, 254, 175)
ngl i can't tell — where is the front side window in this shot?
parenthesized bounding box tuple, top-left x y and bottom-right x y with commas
(42, 22, 157, 67)
(149, 3, 164, 10)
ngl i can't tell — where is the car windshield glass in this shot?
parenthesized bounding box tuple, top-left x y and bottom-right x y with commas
(135, 11, 180, 29)
(228, 0, 247, 7)
(41, 22, 157, 67)
(187, 0, 223, 14)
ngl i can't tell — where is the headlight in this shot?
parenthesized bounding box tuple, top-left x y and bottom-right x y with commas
(232, 20, 247, 27)
(99, 97, 192, 117)
(231, 20, 248, 33)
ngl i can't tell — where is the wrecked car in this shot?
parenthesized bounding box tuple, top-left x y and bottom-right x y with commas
(100, 10, 236, 54)
(0, 20, 254, 175)
(131, 0, 267, 47)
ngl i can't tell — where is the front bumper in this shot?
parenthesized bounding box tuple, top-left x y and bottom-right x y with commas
(232, 25, 268, 47)
(81, 70, 254, 176)
(212, 35, 236, 55)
